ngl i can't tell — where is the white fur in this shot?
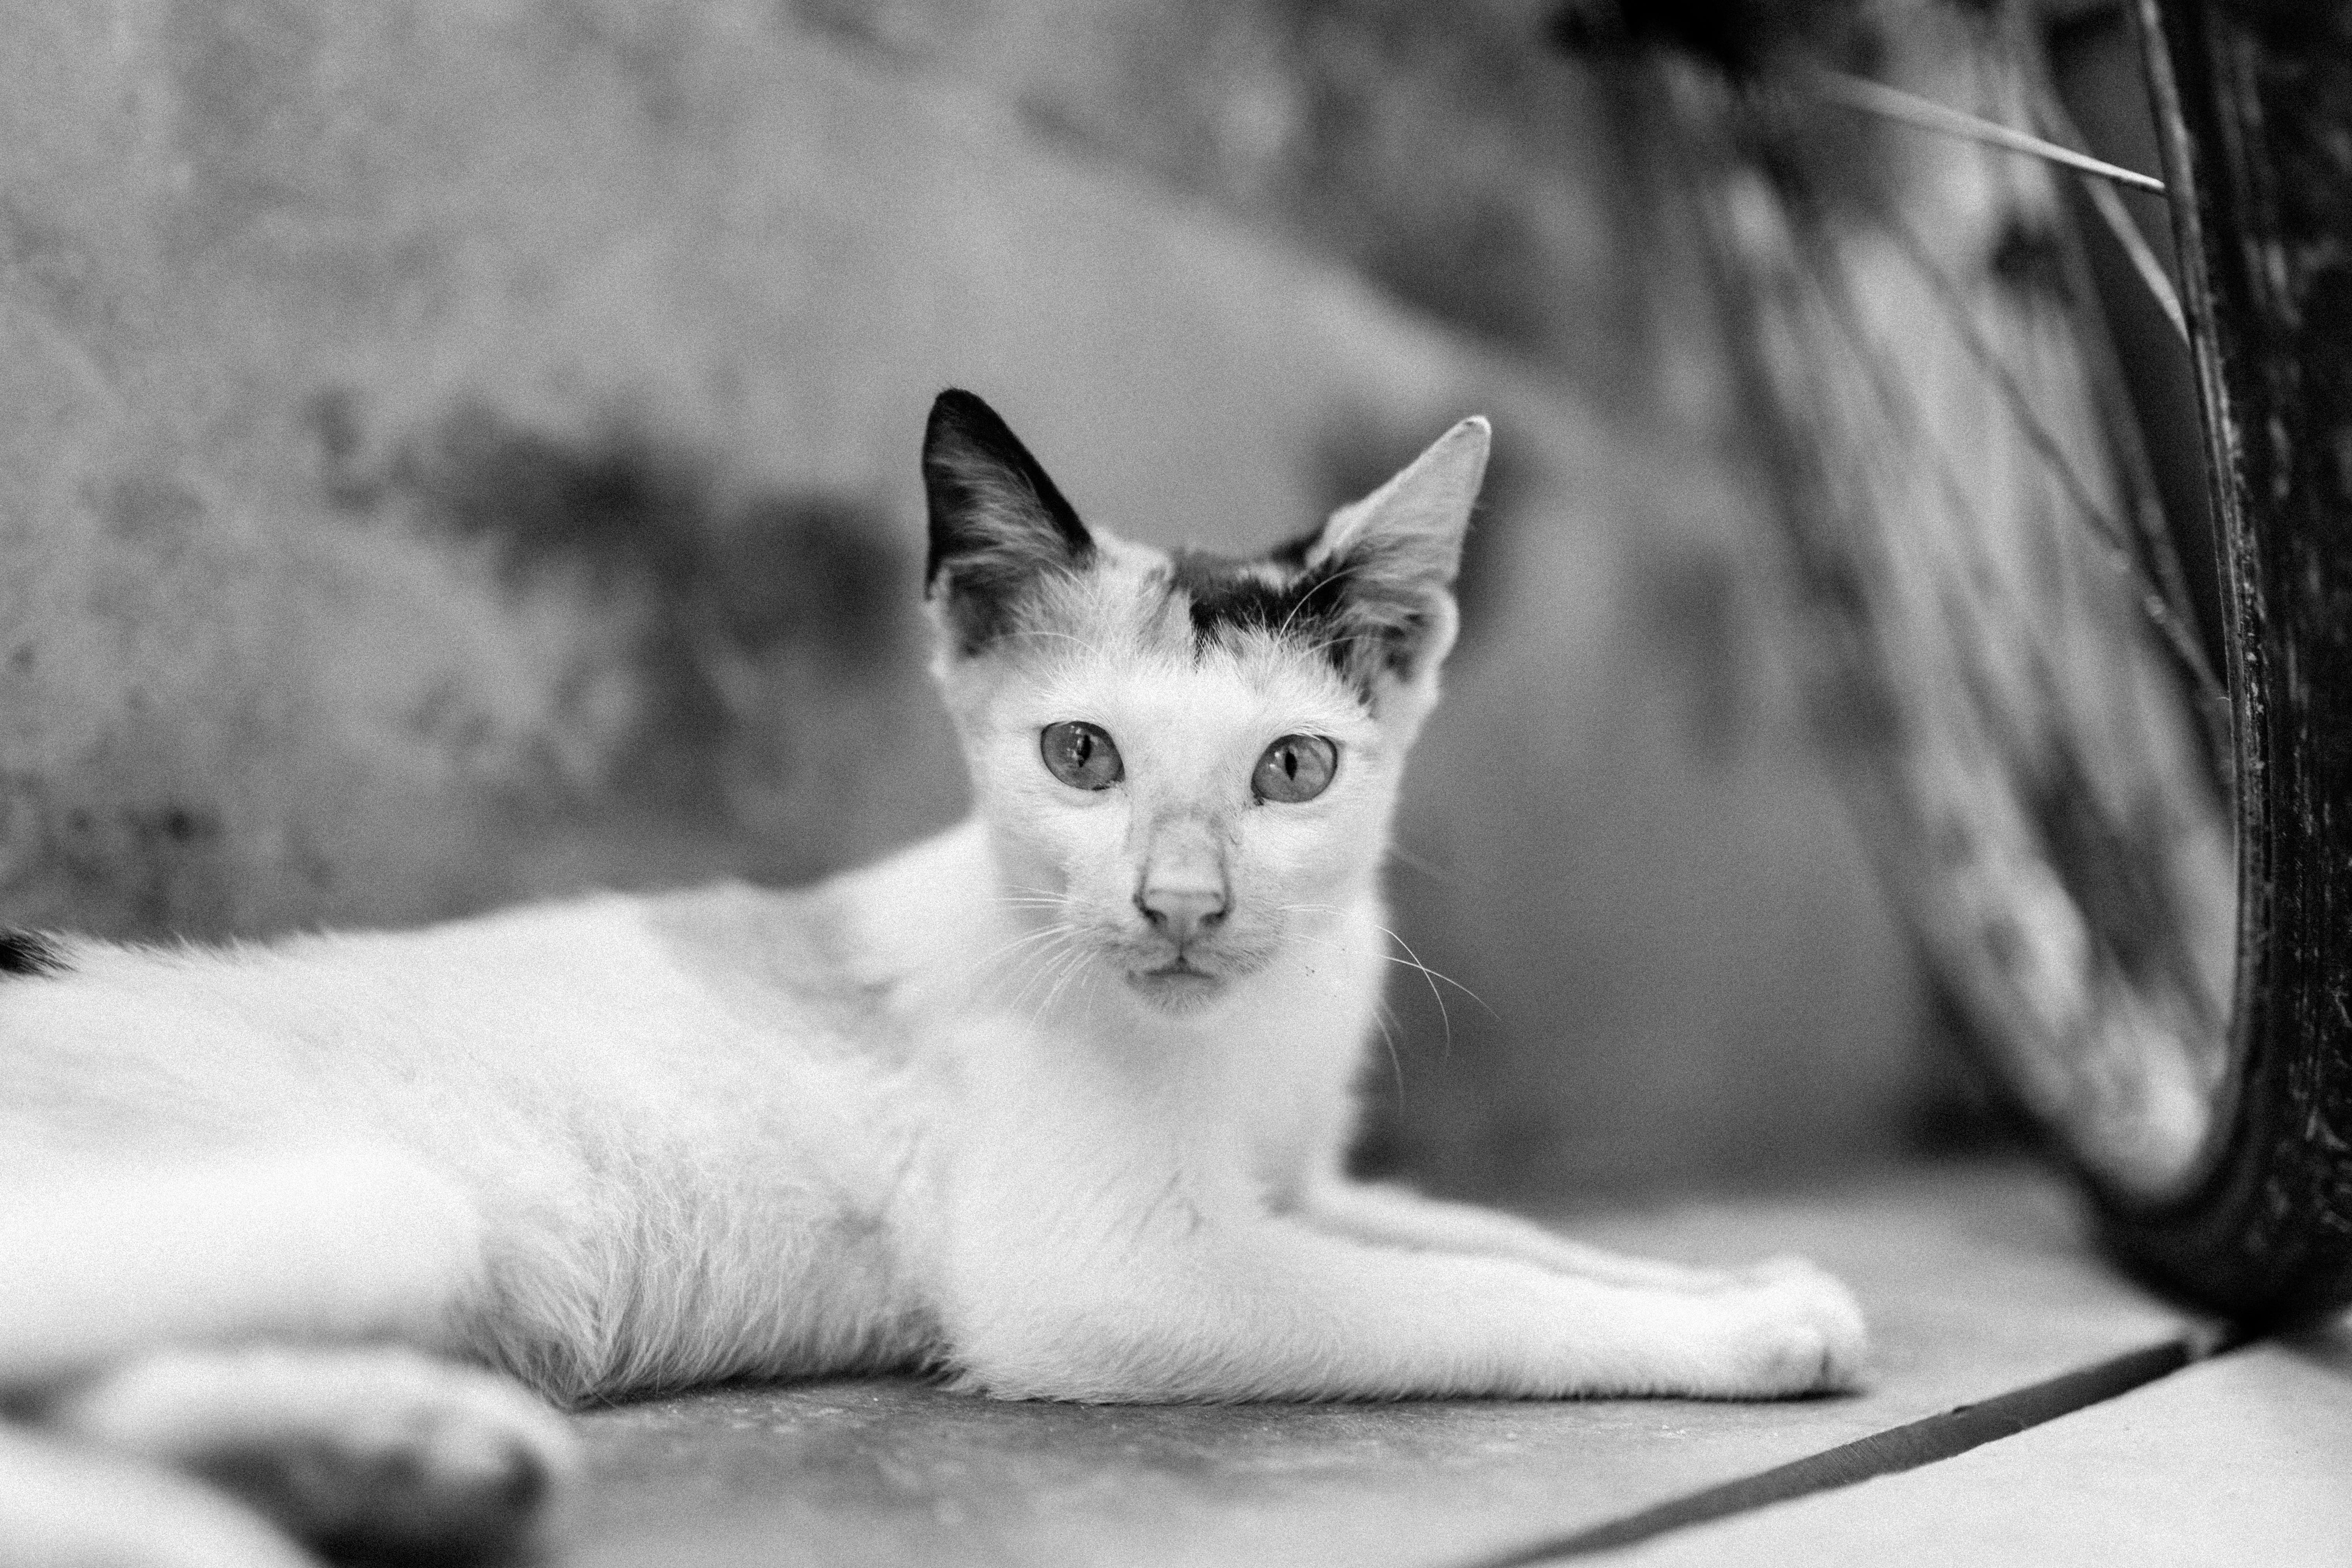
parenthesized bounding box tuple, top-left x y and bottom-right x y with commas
(0, 416, 1864, 1557)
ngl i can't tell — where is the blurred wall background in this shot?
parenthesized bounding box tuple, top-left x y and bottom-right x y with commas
(0, 0, 1927, 1198)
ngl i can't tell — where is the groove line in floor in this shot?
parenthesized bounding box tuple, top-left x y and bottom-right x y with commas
(1457, 1325, 2244, 1565)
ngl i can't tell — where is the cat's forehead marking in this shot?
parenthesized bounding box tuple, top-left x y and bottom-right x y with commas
(984, 530, 1371, 711)
(1166, 548, 1311, 637)
(1146, 544, 1358, 683)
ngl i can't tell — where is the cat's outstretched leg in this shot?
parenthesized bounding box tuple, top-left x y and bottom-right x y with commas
(1297, 1180, 1827, 1294)
(43, 1345, 576, 1565)
(946, 1208, 1867, 1403)
(0, 1423, 317, 1568)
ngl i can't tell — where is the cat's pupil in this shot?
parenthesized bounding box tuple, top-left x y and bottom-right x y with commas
(1040, 720, 1123, 790)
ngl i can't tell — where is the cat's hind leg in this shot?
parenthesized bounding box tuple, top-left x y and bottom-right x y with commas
(43, 1345, 577, 1566)
(0, 1145, 486, 1388)
(0, 1147, 561, 1560)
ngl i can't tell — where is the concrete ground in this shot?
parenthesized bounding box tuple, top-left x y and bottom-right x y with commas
(551, 1164, 2349, 1566)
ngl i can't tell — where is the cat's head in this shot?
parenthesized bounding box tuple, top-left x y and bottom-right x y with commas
(920, 389, 1485, 1019)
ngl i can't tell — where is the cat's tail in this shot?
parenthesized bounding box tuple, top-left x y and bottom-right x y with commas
(0, 1145, 485, 1389)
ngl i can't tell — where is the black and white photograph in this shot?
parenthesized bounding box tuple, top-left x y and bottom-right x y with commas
(0, 1, 2346, 1563)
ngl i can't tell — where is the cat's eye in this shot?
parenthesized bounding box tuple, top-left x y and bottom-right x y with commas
(1040, 720, 1124, 790)
(1252, 734, 1337, 804)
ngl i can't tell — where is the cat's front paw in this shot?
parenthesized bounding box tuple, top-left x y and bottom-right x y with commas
(1728, 1261, 1869, 1395)
(51, 1345, 577, 1564)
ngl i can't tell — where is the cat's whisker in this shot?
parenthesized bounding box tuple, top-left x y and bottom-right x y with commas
(1370, 924, 1497, 1019)
(995, 887, 1080, 922)
(1043, 949, 1104, 1032)
(1384, 842, 1460, 888)
(1365, 997, 1406, 1105)
(1274, 920, 1492, 1060)
(1280, 929, 1348, 955)
(1269, 909, 1408, 1093)
(1002, 927, 1096, 1016)
(1282, 906, 1493, 1010)
(1032, 946, 1094, 1022)
(960, 922, 1082, 998)
(1283, 932, 1444, 991)
(994, 938, 1076, 1013)
(1019, 942, 1095, 1025)
(1365, 930, 1442, 1056)
(967, 922, 1076, 969)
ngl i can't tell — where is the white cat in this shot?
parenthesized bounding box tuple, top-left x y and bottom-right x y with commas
(0, 392, 1865, 1565)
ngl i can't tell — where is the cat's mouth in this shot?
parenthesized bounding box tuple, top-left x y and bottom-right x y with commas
(1125, 958, 1226, 1009)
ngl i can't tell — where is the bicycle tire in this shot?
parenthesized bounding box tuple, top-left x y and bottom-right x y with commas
(2081, 0, 2352, 1325)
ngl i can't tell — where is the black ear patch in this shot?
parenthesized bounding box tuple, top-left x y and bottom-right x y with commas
(922, 390, 1096, 653)
(0, 931, 67, 978)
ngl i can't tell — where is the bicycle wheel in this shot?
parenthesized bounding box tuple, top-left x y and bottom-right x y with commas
(1575, 0, 2352, 1322)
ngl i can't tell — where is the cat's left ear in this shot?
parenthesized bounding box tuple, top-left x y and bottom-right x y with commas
(923, 390, 1096, 654)
(1304, 416, 1489, 686)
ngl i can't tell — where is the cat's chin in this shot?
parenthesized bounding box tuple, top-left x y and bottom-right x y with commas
(1123, 963, 1229, 1015)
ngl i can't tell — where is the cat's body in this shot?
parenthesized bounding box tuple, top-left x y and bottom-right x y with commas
(4, 821, 1388, 1404)
(0, 393, 1864, 1565)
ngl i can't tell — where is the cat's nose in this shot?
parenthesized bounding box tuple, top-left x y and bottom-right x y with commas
(1136, 881, 1229, 946)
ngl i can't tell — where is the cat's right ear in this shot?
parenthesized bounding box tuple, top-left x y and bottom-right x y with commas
(922, 390, 1096, 654)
